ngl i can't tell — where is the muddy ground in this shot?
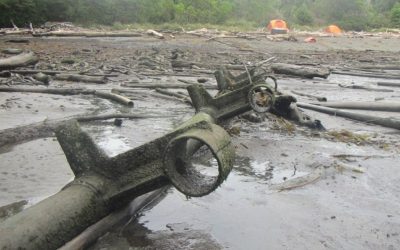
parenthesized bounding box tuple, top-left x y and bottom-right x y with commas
(0, 33, 400, 249)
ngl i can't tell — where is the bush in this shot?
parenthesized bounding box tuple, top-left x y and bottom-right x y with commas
(294, 6, 313, 25)
(391, 3, 400, 27)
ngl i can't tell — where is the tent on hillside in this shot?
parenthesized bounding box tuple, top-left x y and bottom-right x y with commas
(267, 19, 289, 34)
(325, 25, 342, 34)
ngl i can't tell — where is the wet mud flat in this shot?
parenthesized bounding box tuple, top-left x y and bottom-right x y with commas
(0, 34, 400, 249)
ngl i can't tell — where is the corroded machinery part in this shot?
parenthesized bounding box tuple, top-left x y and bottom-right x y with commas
(164, 123, 234, 197)
(248, 84, 275, 113)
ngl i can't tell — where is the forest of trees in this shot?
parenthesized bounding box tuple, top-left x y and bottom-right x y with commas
(0, 0, 399, 31)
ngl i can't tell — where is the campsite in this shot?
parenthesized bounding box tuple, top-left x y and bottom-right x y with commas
(0, 0, 400, 249)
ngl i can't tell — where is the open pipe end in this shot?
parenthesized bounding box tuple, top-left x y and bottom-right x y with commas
(248, 84, 275, 113)
(163, 125, 234, 197)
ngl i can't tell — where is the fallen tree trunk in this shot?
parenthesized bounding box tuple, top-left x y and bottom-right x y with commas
(377, 82, 400, 88)
(95, 91, 134, 107)
(0, 87, 133, 106)
(59, 187, 167, 250)
(146, 29, 164, 39)
(155, 88, 192, 106)
(297, 102, 400, 130)
(0, 86, 95, 95)
(1, 48, 23, 55)
(313, 101, 400, 112)
(359, 65, 400, 71)
(0, 113, 154, 148)
(9, 70, 116, 77)
(0, 52, 39, 70)
(271, 63, 330, 79)
(338, 84, 394, 92)
(0, 71, 11, 78)
(291, 90, 327, 102)
(54, 74, 106, 84)
(33, 31, 89, 37)
(33, 31, 141, 38)
(84, 32, 142, 37)
(121, 82, 218, 90)
(332, 70, 400, 80)
(112, 88, 182, 102)
(9, 69, 77, 75)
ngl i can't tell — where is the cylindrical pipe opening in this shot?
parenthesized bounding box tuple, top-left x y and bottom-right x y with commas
(248, 84, 275, 113)
(163, 126, 234, 197)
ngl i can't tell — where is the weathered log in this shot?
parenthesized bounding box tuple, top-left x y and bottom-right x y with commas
(338, 84, 394, 92)
(112, 88, 182, 102)
(0, 87, 133, 106)
(84, 32, 142, 37)
(146, 29, 164, 39)
(297, 102, 400, 130)
(121, 82, 218, 90)
(0, 113, 154, 148)
(10, 69, 78, 75)
(313, 101, 400, 112)
(5, 39, 29, 44)
(54, 74, 106, 84)
(1, 48, 23, 55)
(360, 65, 400, 71)
(271, 63, 330, 79)
(333, 70, 400, 80)
(291, 90, 327, 102)
(377, 82, 400, 88)
(155, 88, 192, 106)
(0, 71, 11, 78)
(59, 188, 167, 250)
(32, 31, 88, 37)
(0, 86, 94, 95)
(0, 52, 39, 70)
(34, 31, 141, 38)
(95, 91, 134, 107)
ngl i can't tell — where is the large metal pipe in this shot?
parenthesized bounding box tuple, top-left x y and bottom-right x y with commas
(0, 78, 277, 249)
(0, 176, 109, 249)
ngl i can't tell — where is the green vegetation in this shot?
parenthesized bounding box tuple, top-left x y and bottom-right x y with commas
(0, 0, 398, 31)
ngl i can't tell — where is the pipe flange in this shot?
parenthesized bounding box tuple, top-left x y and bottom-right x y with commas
(163, 124, 234, 197)
(248, 84, 275, 113)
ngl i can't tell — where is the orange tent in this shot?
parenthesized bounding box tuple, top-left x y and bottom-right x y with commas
(267, 19, 288, 31)
(325, 25, 342, 34)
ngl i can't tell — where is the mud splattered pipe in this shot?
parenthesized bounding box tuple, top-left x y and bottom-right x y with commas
(0, 116, 233, 249)
(0, 81, 275, 249)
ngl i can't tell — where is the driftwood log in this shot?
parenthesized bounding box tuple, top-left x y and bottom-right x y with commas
(1, 48, 23, 55)
(121, 83, 218, 90)
(333, 70, 400, 80)
(297, 102, 400, 130)
(33, 31, 142, 38)
(146, 29, 164, 39)
(0, 113, 154, 148)
(112, 88, 183, 102)
(0, 87, 133, 106)
(338, 84, 394, 92)
(95, 91, 134, 107)
(0, 86, 95, 95)
(313, 101, 400, 112)
(291, 90, 327, 102)
(377, 82, 400, 88)
(0, 52, 39, 70)
(54, 74, 106, 84)
(155, 88, 192, 106)
(0, 71, 11, 77)
(271, 63, 331, 79)
(10, 70, 78, 75)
